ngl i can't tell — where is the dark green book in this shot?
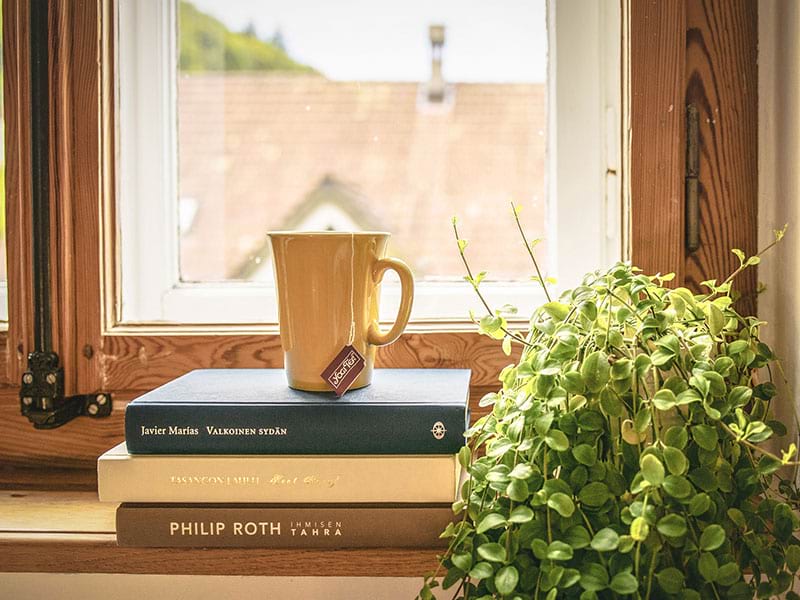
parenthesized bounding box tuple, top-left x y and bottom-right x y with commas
(124, 369, 470, 454)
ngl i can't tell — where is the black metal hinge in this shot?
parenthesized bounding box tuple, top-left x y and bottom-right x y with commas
(20, 0, 112, 429)
(685, 104, 700, 252)
(20, 351, 112, 429)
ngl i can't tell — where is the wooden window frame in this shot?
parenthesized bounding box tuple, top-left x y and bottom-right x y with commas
(0, 0, 758, 475)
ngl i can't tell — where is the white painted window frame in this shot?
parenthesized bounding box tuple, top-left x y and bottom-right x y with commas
(0, 283, 8, 323)
(116, 0, 621, 326)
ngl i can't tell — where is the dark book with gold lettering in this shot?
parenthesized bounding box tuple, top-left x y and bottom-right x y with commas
(115, 503, 453, 548)
(124, 369, 470, 455)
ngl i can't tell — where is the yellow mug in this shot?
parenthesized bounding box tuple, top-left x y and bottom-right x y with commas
(268, 231, 414, 392)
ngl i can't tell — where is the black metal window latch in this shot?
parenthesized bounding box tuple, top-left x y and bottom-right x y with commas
(20, 0, 112, 429)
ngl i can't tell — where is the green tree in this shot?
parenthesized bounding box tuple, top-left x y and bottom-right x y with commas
(179, 1, 317, 74)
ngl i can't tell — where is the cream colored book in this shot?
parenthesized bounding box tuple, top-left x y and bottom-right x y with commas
(97, 443, 461, 503)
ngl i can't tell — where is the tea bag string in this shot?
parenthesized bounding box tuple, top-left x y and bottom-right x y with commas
(347, 232, 356, 346)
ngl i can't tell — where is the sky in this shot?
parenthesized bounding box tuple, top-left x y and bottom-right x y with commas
(189, 0, 548, 83)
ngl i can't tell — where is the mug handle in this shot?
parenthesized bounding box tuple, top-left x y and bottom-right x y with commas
(367, 257, 414, 346)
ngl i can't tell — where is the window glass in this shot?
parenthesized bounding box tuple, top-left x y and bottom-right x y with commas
(176, 0, 548, 286)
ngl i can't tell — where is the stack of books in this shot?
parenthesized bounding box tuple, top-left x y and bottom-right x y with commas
(97, 368, 469, 548)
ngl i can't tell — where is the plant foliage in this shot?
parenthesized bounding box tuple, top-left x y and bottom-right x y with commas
(420, 213, 799, 599)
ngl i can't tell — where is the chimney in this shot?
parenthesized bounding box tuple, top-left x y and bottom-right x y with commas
(428, 25, 445, 102)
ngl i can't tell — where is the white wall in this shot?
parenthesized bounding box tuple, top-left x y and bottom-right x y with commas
(0, 574, 427, 600)
(758, 2, 800, 448)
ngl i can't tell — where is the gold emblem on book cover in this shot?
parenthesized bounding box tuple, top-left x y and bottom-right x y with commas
(431, 421, 447, 440)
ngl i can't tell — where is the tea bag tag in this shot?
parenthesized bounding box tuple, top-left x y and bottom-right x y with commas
(320, 232, 364, 397)
(321, 345, 366, 397)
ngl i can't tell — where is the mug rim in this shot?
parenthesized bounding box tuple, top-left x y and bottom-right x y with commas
(267, 230, 390, 237)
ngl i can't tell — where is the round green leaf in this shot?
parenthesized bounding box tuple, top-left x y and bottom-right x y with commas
(663, 446, 688, 475)
(702, 370, 727, 397)
(664, 425, 689, 449)
(547, 540, 574, 561)
(609, 535, 631, 554)
(457, 445, 471, 468)
(542, 301, 570, 321)
(599, 388, 623, 417)
(726, 507, 746, 529)
(651, 348, 675, 367)
(581, 351, 610, 393)
(729, 385, 753, 408)
(476, 512, 506, 534)
(634, 408, 652, 433)
(508, 505, 534, 524)
(699, 524, 726, 551)
(494, 565, 519, 595)
(689, 466, 718, 492)
(652, 389, 677, 411)
(630, 516, 650, 541)
(561, 568, 581, 588)
(531, 538, 548, 560)
(676, 389, 702, 406)
(563, 525, 591, 549)
(705, 303, 725, 335)
(508, 463, 534, 479)
(689, 493, 712, 516)
(579, 482, 611, 507)
(727, 339, 749, 355)
(609, 572, 639, 595)
(732, 583, 759, 600)
(572, 443, 597, 466)
(611, 358, 632, 380)
(451, 551, 472, 572)
(590, 528, 620, 552)
(656, 514, 687, 537)
(774, 502, 794, 542)
(477, 542, 506, 563)
(698, 552, 719, 582)
(563, 371, 586, 394)
(468, 561, 494, 580)
(535, 413, 555, 436)
(578, 410, 605, 432)
(507, 478, 529, 502)
(663, 475, 693, 499)
(692, 425, 719, 451)
(656, 567, 684, 594)
(717, 562, 741, 586)
(786, 545, 800, 572)
(547, 492, 576, 517)
(579, 563, 609, 592)
(640, 454, 665, 486)
(545, 429, 570, 452)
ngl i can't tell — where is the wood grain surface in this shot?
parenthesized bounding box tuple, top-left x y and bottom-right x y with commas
(629, 0, 686, 279)
(3, 0, 34, 386)
(0, 465, 97, 491)
(0, 490, 441, 576)
(95, 331, 517, 392)
(684, 0, 758, 315)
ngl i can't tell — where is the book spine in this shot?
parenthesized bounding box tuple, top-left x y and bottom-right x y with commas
(98, 454, 460, 503)
(116, 504, 453, 548)
(125, 403, 467, 455)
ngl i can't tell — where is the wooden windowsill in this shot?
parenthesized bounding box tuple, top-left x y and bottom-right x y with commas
(0, 490, 441, 577)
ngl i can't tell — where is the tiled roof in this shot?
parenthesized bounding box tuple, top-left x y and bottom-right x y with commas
(177, 74, 547, 283)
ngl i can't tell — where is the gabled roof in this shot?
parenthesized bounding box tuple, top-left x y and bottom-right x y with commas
(234, 174, 388, 279)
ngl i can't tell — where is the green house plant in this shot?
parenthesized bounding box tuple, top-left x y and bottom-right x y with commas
(419, 210, 799, 599)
